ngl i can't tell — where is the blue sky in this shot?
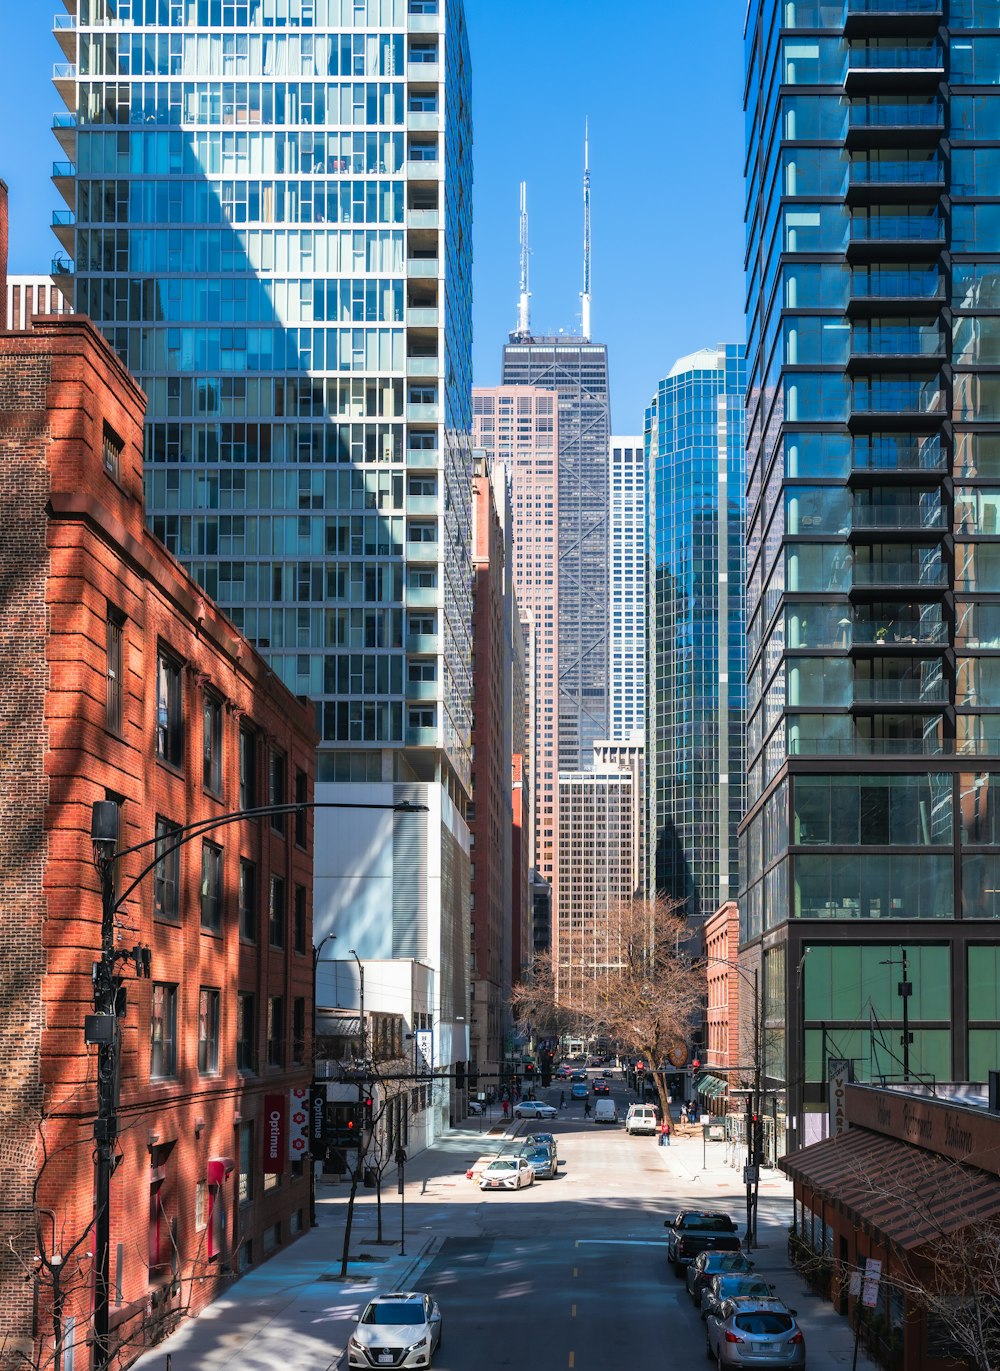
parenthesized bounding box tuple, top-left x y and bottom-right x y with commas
(0, 0, 746, 430)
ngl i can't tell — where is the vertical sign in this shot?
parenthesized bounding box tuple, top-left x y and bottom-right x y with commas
(862, 1258, 882, 1308)
(310, 1083, 328, 1157)
(288, 1087, 310, 1161)
(416, 1029, 433, 1073)
(828, 1057, 853, 1137)
(263, 1093, 286, 1174)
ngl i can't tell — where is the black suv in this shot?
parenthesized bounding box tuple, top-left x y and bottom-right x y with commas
(664, 1211, 742, 1276)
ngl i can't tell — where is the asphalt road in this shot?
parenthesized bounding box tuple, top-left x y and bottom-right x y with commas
(404, 1077, 713, 1371)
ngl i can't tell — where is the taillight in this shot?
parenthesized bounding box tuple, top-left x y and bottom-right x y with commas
(725, 1332, 745, 1344)
(788, 1332, 804, 1345)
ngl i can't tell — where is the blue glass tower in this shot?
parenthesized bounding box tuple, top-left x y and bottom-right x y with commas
(646, 345, 746, 923)
(54, 0, 473, 796)
(744, 0, 1000, 1149)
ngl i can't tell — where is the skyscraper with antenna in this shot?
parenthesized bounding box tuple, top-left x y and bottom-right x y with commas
(581, 119, 592, 343)
(512, 180, 531, 343)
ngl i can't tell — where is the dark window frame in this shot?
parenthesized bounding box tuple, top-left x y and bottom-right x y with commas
(293, 883, 307, 955)
(267, 995, 286, 1069)
(203, 691, 224, 795)
(294, 768, 308, 848)
(239, 724, 257, 811)
(155, 649, 184, 769)
(198, 987, 221, 1076)
(238, 858, 257, 942)
(200, 840, 224, 934)
(153, 816, 181, 922)
(102, 421, 123, 481)
(269, 749, 287, 833)
(150, 982, 178, 1080)
(106, 609, 124, 735)
(268, 874, 286, 949)
(292, 996, 306, 1066)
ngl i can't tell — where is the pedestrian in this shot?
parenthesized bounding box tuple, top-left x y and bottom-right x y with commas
(680, 1105, 688, 1127)
(659, 1119, 671, 1147)
(584, 1096, 592, 1119)
(559, 1089, 566, 1110)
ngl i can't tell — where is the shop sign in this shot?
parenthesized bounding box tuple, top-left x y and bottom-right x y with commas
(263, 1093, 286, 1174)
(828, 1058, 853, 1137)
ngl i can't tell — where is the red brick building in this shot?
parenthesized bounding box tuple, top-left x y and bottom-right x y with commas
(470, 455, 511, 1087)
(702, 900, 741, 1110)
(0, 308, 315, 1368)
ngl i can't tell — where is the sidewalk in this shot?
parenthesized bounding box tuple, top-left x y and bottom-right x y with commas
(130, 1124, 496, 1371)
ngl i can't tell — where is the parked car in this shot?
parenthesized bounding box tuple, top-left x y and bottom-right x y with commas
(467, 1100, 484, 1115)
(665, 1211, 742, 1275)
(592, 1078, 610, 1095)
(513, 1100, 558, 1120)
(594, 1098, 618, 1124)
(625, 1104, 659, 1136)
(705, 1298, 805, 1368)
(519, 1143, 558, 1179)
(347, 1292, 443, 1369)
(571, 1082, 590, 1100)
(479, 1156, 534, 1191)
(570, 1071, 587, 1082)
(686, 1249, 754, 1304)
(701, 1273, 777, 1318)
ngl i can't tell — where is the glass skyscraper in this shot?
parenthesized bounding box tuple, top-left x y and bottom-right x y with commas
(646, 345, 746, 923)
(744, 0, 1000, 1148)
(54, 0, 473, 797)
(501, 338, 611, 771)
(609, 434, 645, 742)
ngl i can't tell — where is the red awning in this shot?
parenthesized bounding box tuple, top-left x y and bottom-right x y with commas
(207, 1157, 235, 1185)
(781, 1127, 1000, 1252)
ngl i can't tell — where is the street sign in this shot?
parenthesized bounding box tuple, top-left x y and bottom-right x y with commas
(743, 1164, 759, 1185)
(862, 1258, 881, 1309)
(828, 1058, 853, 1137)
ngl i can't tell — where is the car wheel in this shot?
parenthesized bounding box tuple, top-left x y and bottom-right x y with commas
(514, 1110, 523, 1119)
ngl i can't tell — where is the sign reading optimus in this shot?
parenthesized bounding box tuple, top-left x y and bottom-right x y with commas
(263, 1093, 286, 1174)
(310, 1083, 328, 1157)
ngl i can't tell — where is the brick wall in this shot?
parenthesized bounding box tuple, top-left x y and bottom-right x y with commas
(0, 319, 317, 1369)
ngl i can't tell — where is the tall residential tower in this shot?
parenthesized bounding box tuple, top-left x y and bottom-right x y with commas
(609, 434, 645, 741)
(744, 0, 1000, 1146)
(646, 345, 746, 922)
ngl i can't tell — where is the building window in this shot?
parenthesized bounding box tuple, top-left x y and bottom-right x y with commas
(102, 422, 123, 481)
(155, 650, 184, 767)
(269, 750, 286, 832)
(238, 1121, 254, 1204)
(239, 725, 257, 810)
(294, 767, 308, 848)
(200, 841, 223, 933)
(236, 992, 256, 1073)
(198, 987, 220, 1075)
(239, 859, 257, 942)
(153, 817, 181, 922)
(150, 983, 178, 1079)
(203, 693, 223, 795)
(292, 996, 306, 1065)
(293, 884, 307, 955)
(269, 874, 286, 949)
(106, 611, 124, 735)
(267, 995, 285, 1068)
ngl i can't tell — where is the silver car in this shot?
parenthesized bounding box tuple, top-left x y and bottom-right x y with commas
(706, 1298, 806, 1369)
(700, 1272, 777, 1318)
(347, 1291, 442, 1369)
(519, 1143, 557, 1179)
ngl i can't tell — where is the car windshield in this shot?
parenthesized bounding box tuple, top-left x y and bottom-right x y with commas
(719, 1278, 771, 1298)
(365, 1302, 425, 1326)
(735, 1313, 794, 1336)
(486, 1160, 516, 1171)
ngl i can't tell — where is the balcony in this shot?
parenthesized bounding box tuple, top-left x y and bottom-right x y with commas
(405, 725, 438, 747)
(788, 734, 948, 757)
(851, 677, 948, 704)
(51, 209, 75, 251)
(406, 401, 441, 422)
(52, 63, 76, 107)
(849, 326, 945, 370)
(407, 14, 440, 34)
(406, 447, 439, 467)
(407, 208, 439, 230)
(845, 45, 943, 93)
(51, 255, 74, 276)
(405, 494, 438, 515)
(406, 307, 439, 327)
(851, 561, 948, 587)
(52, 161, 76, 205)
(53, 12, 76, 59)
(406, 355, 439, 377)
(406, 633, 439, 654)
(405, 678, 438, 702)
(407, 158, 442, 180)
(405, 540, 439, 562)
(847, 269, 943, 315)
(847, 159, 943, 203)
(406, 61, 440, 83)
(405, 586, 439, 608)
(846, 101, 944, 147)
(850, 502, 947, 531)
(406, 258, 439, 278)
(406, 111, 439, 132)
(851, 615, 947, 646)
(850, 434, 946, 474)
(845, 0, 942, 37)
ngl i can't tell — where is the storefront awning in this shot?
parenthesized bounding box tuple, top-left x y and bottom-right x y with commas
(316, 1012, 361, 1037)
(781, 1126, 1000, 1252)
(696, 1074, 729, 1099)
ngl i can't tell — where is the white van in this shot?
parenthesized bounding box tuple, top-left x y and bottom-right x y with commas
(593, 1098, 618, 1125)
(625, 1104, 659, 1136)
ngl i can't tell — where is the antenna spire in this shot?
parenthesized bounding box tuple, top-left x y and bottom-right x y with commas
(517, 180, 531, 340)
(581, 119, 592, 342)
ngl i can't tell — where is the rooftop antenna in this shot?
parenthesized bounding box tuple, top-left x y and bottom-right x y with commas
(516, 180, 531, 340)
(581, 118, 592, 342)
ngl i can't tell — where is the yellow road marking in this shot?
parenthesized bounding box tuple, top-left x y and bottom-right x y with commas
(573, 1266, 578, 1277)
(568, 1354, 575, 1369)
(571, 1304, 577, 1317)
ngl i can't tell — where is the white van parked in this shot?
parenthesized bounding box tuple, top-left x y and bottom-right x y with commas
(593, 1098, 618, 1125)
(625, 1104, 659, 1136)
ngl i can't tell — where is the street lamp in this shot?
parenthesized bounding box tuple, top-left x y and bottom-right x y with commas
(310, 932, 337, 1226)
(86, 795, 424, 1371)
(699, 955, 764, 1249)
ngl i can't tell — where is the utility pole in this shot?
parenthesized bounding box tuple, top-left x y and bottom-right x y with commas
(899, 947, 912, 1083)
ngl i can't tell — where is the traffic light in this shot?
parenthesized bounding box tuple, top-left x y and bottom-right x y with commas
(524, 1061, 534, 1077)
(752, 1113, 765, 1164)
(692, 1058, 701, 1073)
(364, 1095, 374, 1128)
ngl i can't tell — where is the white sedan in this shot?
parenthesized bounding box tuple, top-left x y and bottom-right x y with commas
(347, 1292, 442, 1369)
(479, 1156, 535, 1190)
(512, 1100, 558, 1120)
